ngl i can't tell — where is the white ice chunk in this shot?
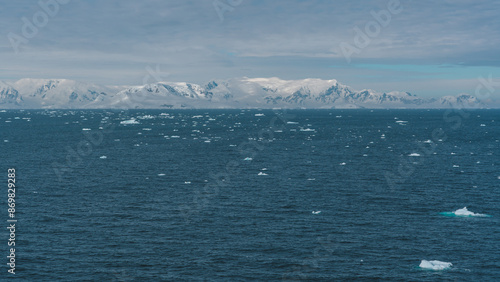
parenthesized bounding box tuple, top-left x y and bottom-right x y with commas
(419, 260, 452, 270)
(120, 119, 140, 125)
(453, 207, 488, 217)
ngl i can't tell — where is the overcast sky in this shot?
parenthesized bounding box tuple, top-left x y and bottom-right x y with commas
(2, 0, 500, 98)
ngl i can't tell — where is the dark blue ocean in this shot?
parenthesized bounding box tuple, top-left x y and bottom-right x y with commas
(1, 109, 499, 281)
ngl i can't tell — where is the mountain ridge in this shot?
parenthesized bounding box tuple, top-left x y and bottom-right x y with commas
(0, 77, 491, 109)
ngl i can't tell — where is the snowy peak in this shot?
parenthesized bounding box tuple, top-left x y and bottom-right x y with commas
(0, 77, 487, 109)
(4, 79, 117, 108)
(0, 82, 23, 106)
(439, 94, 480, 108)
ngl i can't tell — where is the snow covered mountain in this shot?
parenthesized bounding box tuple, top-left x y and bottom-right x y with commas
(0, 77, 489, 109)
(0, 79, 121, 109)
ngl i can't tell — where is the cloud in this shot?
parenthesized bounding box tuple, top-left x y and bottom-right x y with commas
(1, 0, 500, 97)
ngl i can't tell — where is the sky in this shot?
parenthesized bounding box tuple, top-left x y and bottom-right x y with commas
(1, 0, 500, 99)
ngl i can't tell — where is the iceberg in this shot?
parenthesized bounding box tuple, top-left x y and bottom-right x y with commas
(440, 207, 491, 217)
(454, 207, 488, 217)
(408, 153, 421, 157)
(120, 119, 140, 125)
(419, 260, 452, 270)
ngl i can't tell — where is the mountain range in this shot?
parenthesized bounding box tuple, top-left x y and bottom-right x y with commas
(0, 77, 489, 109)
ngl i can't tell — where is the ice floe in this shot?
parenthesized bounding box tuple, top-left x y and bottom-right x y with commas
(419, 260, 452, 270)
(99, 156, 107, 159)
(312, 211, 321, 214)
(440, 207, 491, 217)
(408, 153, 420, 157)
(120, 119, 140, 125)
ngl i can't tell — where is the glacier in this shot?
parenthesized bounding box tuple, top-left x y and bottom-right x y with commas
(0, 77, 490, 109)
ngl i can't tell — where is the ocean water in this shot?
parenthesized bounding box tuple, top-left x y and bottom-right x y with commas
(1, 109, 499, 281)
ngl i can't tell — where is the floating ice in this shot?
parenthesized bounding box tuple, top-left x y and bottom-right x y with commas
(440, 207, 491, 217)
(312, 211, 321, 214)
(340, 162, 346, 166)
(419, 260, 452, 270)
(184, 181, 191, 184)
(287, 121, 299, 124)
(454, 207, 489, 217)
(244, 157, 253, 161)
(99, 156, 107, 159)
(82, 128, 91, 131)
(300, 128, 315, 132)
(258, 172, 268, 176)
(120, 119, 140, 125)
(138, 115, 155, 119)
(158, 174, 166, 176)
(255, 113, 265, 117)
(408, 153, 421, 157)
